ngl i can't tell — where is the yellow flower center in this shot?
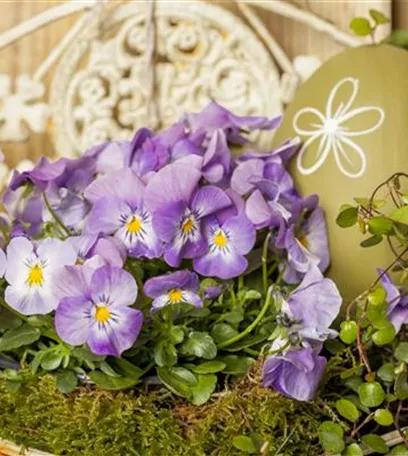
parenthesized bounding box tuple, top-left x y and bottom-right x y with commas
(127, 216, 142, 234)
(27, 264, 44, 287)
(95, 306, 111, 323)
(214, 230, 228, 248)
(182, 217, 195, 235)
(168, 289, 183, 304)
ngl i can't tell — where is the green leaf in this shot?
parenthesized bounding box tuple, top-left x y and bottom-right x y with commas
(190, 361, 226, 374)
(360, 235, 383, 248)
(350, 17, 374, 36)
(394, 371, 408, 400)
(211, 324, 239, 344)
(359, 382, 385, 408)
(222, 355, 255, 375)
(340, 321, 358, 344)
(41, 351, 64, 371)
(180, 332, 217, 359)
(335, 399, 360, 423)
(361, 434, 388, 454)
(112, 358, 143, 378)
(169, 326, 184, 345)
(232, 436, 256, 454)
(26, 315, 52, 328)
(0, 324, 41, 351)
(99, 361, 121, 377)
(189, 374, 217, 405)
(368, 216, 393, 235)
(374, 409, 393, 426)
(390, 206, 408, 225)
(369, 9, 390, 25)
(227, 333, 269, 352)
(243, 290, 261, 301)
(154, 340, 177, 367)
(56, 370, 78, 394)
(0, 308, 22, 331)
(392, 444, 408, 455)
(368, 286, 386, 306)
(89, 371, 141, 390)
(157, 366, 196, 398)
(170, 366, 197, 386)
(318, 421, 345, 454)
(377, 363, 395, 383)
(395, 342, 408, 363)
(388, 29, 408, 49)
(336, 207, 358, 228)
(343, 443, 363, 456)
(372, 324, 396, 346)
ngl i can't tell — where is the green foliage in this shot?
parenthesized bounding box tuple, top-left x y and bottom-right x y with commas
(318, 421, 345, 454)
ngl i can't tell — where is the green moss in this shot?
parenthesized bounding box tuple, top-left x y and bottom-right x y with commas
(0, 374, 331, 455)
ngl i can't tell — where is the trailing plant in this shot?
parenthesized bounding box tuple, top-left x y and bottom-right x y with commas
(319, 173, 408, 455)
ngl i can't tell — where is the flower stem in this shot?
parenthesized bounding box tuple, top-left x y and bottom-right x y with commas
(217, 286, 273, 350)
(42, 192, 71, 237)
(262, 231, 272, 295)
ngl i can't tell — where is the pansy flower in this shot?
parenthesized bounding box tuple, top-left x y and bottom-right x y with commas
(263, 347, 326, 401)
(144, 270, 202, 311)
(144, 160, 232, 267)
(279, 266, 342, 343)
(193, 214, 256, 280)
(84, 168, 162, 258)
(4, 237, 77, 315)
(55, 264, 143, 356)
(379, 269, 408, 333)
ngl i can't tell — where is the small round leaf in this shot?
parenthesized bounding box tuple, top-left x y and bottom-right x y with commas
(318, 421, 345, 454)
(340, 321, 358, 344)
(359, 382, 385, 408)
(361, 434, 388, 454)
(335, 399, 360, 423)
(374, 409, 393, 426)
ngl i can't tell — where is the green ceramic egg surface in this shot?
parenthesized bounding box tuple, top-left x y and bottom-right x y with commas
(273, 45, 408, 302)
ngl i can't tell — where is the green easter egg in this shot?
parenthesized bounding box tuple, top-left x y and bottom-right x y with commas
(273, 45, 408, 302)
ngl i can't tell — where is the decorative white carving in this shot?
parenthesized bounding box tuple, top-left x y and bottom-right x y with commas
(0, 75, 49, 142)
(293, 77, 385, 179)
(50, 2, 282, 156)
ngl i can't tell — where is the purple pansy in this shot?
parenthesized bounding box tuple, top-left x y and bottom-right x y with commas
(4, 237, 77, 315)
(201, 130, 234, 185)
(263, 347, 327, 401)
(280, 267, 342, 343)
(193, 214, 256, 279)
(282, 207, 330, 284)
(144, 270, 202, 311)
(85, 168, 162, 258)
(55, 264, 143, 356)
(144, 160, 232, 267)
(379, 269, 408, 333)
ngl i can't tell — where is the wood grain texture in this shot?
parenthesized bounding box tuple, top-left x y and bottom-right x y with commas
(0, 0, 394, 165)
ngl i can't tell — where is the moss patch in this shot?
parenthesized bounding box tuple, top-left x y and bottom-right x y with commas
(0, 371, 332, 455)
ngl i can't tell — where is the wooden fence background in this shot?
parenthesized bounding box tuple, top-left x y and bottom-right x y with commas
(0, 0, 405, 165)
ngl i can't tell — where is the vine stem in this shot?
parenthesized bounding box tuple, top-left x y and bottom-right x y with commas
(217, 286, 273, 350)
(42, 192, 71, 238)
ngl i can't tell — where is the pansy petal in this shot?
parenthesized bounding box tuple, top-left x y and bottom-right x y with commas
(152, 201, 186, 242)
(223, 215, 256, 255)
(90, 265, 138, 308)
(194, 246, 247, 280)
(37, 238, 77, 273)
(88, 307, 143, 356)
(84, 169, 145, 208)
(0, 249, 6, 278)
(231, 159, 264, 196)
(5, 285, 54, 315)
(144, 162, 202, 212)
(89, 237, 127, 267)
(245, 190, 272, 228)
(191, 186, 231, 218)
(54, 265, 93, 301)
(182, 291, 203, 308)
(5, 237, 35, 286)
(86, 197, 131, 235)
(55, 297, 93, 345)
